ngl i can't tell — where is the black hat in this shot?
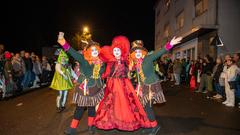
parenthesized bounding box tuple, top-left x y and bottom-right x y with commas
(130, 40, 148, 53)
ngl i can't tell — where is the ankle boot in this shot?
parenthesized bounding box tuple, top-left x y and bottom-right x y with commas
(148, 124, 161, 135)
(64, 119, 79, 135)
(64, 127, 77, 135)
(88, 117, 95, 134)
(88, 126, 96, 134)
(143, 120, 157, 134)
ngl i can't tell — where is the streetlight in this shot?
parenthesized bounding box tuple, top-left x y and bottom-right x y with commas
(81, 26, 92, 43)
(83, 26, 89, 33)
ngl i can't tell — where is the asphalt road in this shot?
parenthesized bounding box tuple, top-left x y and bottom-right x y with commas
(0, 82, 240, 135)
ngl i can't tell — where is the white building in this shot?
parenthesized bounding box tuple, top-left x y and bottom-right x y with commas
(155, 0, 240, 60)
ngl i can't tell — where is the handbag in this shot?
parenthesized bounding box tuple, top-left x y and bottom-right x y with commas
(190, 76, 196, 90)
(228, 81, 237, 89)
(197, 70, 201, 83)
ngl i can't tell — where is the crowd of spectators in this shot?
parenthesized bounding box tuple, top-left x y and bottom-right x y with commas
(0, 44, 53, 99)
(156, 53, 240, 108)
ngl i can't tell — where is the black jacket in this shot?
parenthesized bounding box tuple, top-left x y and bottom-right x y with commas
(202, 62, 214, 75)
(213, 64, 223, 83)
(23, 57, 33, 71)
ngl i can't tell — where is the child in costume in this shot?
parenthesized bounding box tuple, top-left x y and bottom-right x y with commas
(93, 36, 155, 131)
(50, 50, 76, 112)
(58, 36, 105, 135)
(129, 37, 182, 135)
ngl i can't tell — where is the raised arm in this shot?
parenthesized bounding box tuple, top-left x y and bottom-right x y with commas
(58, 37, 88, 66)
(147, 36, 182, 61)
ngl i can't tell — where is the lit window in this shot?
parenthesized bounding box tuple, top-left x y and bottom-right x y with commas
(176, 10, 184, 30)
(195, 0, 208, 17)
(175, 52, 181, 59)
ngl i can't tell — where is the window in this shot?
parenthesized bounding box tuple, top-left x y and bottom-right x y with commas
(176, 10, 184, 30)
(175, 52, 181, 59)
(164, 23, 170, 38)
(187, 49, 191, 58)
(195, 0, 208, 17)
(192, 48, 195, 60)
(183, 50, 187, 58)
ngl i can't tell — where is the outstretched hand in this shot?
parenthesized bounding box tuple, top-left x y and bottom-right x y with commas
(62, 74, 68, 80)
(170, 36, 183, 46)
(57, 38, 66, 46)
(81, 40, 89, 45)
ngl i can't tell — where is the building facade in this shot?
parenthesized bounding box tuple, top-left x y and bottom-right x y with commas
(155, 0, 240, 60)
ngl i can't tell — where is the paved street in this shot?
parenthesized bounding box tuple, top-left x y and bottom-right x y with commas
(0, 82, 240, 135)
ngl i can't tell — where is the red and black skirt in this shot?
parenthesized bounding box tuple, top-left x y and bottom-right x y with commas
(139, 81, 166, 107)
(72, 83, 104, 107)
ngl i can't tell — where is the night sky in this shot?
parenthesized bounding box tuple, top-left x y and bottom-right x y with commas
(0, 0, 155, 55)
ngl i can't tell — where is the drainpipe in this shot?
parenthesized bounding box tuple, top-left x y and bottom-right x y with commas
(216, 0, 219, 57)
(216, 0, 219, 25)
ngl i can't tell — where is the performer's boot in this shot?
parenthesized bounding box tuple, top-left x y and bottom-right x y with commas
(64, 119, 79, 135)
(57, 107, 62, 113)
(88, 117, 95, 134)
(142, 120, 158, 134)
(148, 121, 161, 135)
(60, 106, 66, 112)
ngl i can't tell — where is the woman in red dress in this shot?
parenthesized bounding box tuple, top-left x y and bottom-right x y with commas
(94, 36, 154, 131)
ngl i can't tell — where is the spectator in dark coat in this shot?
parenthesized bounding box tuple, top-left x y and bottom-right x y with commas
(196, 55, 214, 93)
(21, 52, 34, 89)
(12, 53, 24, 91)
(212, 57, 224, 99)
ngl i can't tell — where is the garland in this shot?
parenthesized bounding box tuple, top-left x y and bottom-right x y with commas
(135, 59, 145, 83)
(92, 60, 101, 79)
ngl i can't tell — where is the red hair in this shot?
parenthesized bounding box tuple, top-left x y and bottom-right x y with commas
(111, 35, 130, 60)
(83, 45, 101, 64)
(100, 35, 130, 62)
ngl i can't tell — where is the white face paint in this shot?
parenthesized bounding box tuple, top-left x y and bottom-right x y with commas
(135, 49, 143, 59)
(113, 47, 121, 58)
(91, 46, 99, 58)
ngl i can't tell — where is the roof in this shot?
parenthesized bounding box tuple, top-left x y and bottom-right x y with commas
(174, 25, 217, 46)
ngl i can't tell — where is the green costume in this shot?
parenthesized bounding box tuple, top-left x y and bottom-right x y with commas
(137, 48, 168, 106)
(50, 50, 73, 90)
(63, 43, 106, 106)
(130, 40, 172, 107)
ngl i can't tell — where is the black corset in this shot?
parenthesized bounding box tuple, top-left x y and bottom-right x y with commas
(110, 61, 128, 78)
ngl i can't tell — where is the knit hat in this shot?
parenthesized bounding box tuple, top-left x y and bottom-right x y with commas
(4, 51, 12, 59)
